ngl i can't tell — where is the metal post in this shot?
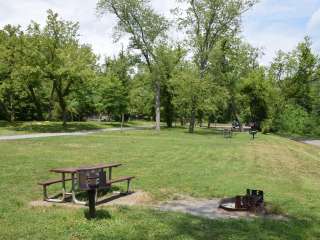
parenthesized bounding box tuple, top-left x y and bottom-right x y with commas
(71, 173, 86, 205)
(108, 168, 112, 180)
(43, 186, 48, 201)
(127, 180, 130, 194)
(61, 173, 66, 200)
(88, 189, 96, 219)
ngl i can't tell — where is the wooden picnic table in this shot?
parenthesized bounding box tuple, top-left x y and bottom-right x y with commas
(51, 163, 122, 180)
(40, 163, 123, 204)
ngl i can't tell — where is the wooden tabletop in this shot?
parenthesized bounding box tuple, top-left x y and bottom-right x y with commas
(50, 163, 122, 174)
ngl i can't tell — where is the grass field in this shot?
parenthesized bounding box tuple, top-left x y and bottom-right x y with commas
(0, 120, 152, 136)
(0, 127, 320, 239)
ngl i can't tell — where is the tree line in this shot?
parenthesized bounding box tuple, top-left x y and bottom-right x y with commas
(0, 0, 319, 136)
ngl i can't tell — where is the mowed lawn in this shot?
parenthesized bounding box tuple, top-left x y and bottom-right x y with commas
(0, 128, 320, 239)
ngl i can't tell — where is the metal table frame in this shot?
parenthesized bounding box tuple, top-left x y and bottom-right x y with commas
(49, 163, 122, 204)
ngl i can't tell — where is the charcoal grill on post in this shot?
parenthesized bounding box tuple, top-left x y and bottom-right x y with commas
(249, 129, 257, 139)
(77, 168, 108, 219)
(219, 189, 264, 212)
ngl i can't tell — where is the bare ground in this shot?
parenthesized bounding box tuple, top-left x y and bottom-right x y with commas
(303, 140, 320, 147)
(30, 191, 287, 221)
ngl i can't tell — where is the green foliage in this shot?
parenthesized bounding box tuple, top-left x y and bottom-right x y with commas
(170, 62, 229, 123)
(153, 44, 185, 127)
(267, 37, 320, 136)
(129, 69, 154, 116)
(97, 0, 170, 130)
(239, 68, 274, 127)
(207, 38, 262, 125)
(174, 0, 257, 132)
(273, 104, 316, 136)
(0, 3, 320, 137)
(96, 74, 128, 115)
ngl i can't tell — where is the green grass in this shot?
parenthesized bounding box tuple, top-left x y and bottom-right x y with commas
(0, 120, 152, 136)
(0, 128, 320, 239)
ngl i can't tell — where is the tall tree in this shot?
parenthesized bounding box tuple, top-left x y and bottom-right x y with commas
(0, 25, 24, 121)
(153, 44, 184, 127)
(97, 0, 169, 131)
(12, 22, 47, 120)
(208, 38, 261, 130)
(128, 66, 154, 117)
(42, 10, 96, 126)
(270, 37, 317, 112)
(176, 0, 257, 132)
(99, 51, 133, 126)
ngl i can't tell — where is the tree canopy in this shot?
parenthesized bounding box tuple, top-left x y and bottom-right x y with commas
(0, 3, 319, 137)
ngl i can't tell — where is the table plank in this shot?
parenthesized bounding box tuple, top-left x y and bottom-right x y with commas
(50, 163, 122, 173)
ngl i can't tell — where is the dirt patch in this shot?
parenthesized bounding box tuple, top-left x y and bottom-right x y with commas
(156, 198, 288, 220)
(30, 191, 287, 221)
(30, 190, 153, 209)
(303, 140, 320, 147)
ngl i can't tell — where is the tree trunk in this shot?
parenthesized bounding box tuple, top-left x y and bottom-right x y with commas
(189, 97, 196, 133)
(163, 87, 174, 128)
(0, 101, 10, 121)
(58, 96, 67, 127)
(230, 96, 243, 132)
(121, 113, 124, 131)
(207, 121, 211, 128)
(180, 118, 184, 127)
(47, 82, 56, 120)
(62, 110, 67, 127)
(28, 86, 43, 121)
(9, 94, 15, 122)
(155, 80, 161, 131)
(189, 107, 196, 133)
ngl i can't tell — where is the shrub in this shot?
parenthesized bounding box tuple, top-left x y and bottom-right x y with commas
(274, 104, 313, 135)
(261, 118, 273, 134)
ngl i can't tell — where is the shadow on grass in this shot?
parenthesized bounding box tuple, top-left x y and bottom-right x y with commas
(15, 123, 103, 133)
(119, 208, 317, 240)
(0, 121, 134, 133)
(167, 216, 314, 240)
(71, 186, 122, 202)
(183, 128, 225, 136)
(84, 209, 111, 220)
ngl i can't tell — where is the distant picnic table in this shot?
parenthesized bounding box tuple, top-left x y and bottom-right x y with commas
(38, 163, 135, 204)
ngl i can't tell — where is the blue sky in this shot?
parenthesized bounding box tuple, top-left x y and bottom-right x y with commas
(1, 0, 320, 65)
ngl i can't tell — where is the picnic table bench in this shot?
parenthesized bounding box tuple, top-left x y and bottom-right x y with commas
(38, 163, 135, 204)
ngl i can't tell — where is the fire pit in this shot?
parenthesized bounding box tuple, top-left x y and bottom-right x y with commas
(219, 189, 264, 213)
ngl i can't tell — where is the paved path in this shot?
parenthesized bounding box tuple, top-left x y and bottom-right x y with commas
(0, 126, 153, 141)
(303, 140, 320, 147)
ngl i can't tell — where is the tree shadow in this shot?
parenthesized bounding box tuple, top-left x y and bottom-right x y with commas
(183, 128, 225, 136)
(0, 120, 21, 128)
(139, 210, 315, 239)
(12, 122, 103, 133)
(84, 209, 111, 220)
(87, 206, 316, 239)
(71, 186, 122, 202)
(0, 121, 137, 134)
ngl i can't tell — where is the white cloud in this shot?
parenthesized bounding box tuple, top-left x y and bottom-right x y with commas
(0, 0, 320, 65)
(308, 8, 320, 30)
(307, 7, 320, 53)
(242, 0, 320, 65)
